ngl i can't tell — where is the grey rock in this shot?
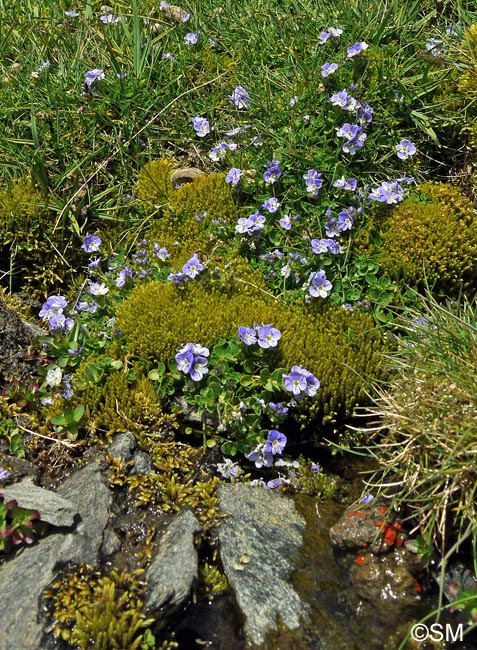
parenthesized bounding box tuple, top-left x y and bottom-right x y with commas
(0, 476, 77, 528)
(217, 483, 308, 647)
(0, 462, 112, 650)
(144, 508, 201, 626)
(109, 431, 137, 463)
(132, 449, 154, 475)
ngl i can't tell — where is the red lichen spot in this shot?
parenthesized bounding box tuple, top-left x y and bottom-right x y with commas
(356, 555, 366, 565)
(375, 520, 383, 528)
(355, 511, 367, 517)
(415, 582, 422, 593)
(348, 511, 356, 517)
(362, 542, 369, 548)
(378, 505, 388, 513)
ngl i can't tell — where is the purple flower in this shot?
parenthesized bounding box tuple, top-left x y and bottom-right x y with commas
(81, 233, 102, 253)
(115, 266, 134, 287)
(162, 52, 175, 61)
(333, 176, 357, 191)
(88, 256, 101, 268)
(184, 32, 199, 45)
(356, 102, 374, 125)
(235, 211, 266, 235)
(182, 253, 204, 278)
(255, 323, 281, 348)
(311, 238, 340, 254)
(208, 141, 229, 161)
(39, 295, 68, 320)
(321, 62, 338, 77)
(225, 167, 243, 185)
(330, 89, 357, 112)
(263, 160, 282, 184)
(279, 214, 292, 230)
(100, 13, 121, 24)
(265, 477, 289, 489)
(361, 493, 374, 503)
(0, 467, 11, 480)
(283, 365, 320, 398)
(337, 209, 354, 232)
(154, 244, 170, 261)
(369, 180, 405, 204)
(229, 86, 250, 109)
(84, 68, 105, 87)
(265, 430, 287, 455)
(426, 38, 445, 55)
(262, 197, 281, 213)
(347, 41, 369, 58)
(168, 271, 189, 285)
(248, 444, 273, 468)
(268, 402, 289, 415)
(307, 270, 332, 298)
(303, 169, 323, 196)
(216, 458, 241, 479)
(336, 123, 367, 154)
(289, 95, 299, 108)
(311, 463, 321, 473)
(318, 31, 331, 44)
(238, 326, 258, 345)
(396, 139, 417, 160)
(176, 342, 209, 380)
(65, 10, 79, 17)
(191, 116, 210, 137)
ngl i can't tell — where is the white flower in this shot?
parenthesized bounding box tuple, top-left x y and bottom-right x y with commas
(89, 282, 109, 296)
(46, 366, 63, 387)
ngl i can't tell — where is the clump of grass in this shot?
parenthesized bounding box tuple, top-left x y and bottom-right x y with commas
(357, 290, 477, 554)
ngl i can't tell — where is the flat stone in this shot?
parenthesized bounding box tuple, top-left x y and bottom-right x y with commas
(217, 483, 308, 647)
(0, 462, 112, 650)
(144, 508, 201, 626)
(0, 476, 77, 527)
(109, 431, 137, 463)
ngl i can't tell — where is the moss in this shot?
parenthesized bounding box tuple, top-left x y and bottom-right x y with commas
(364, 182, 477, 296)
(72, 368, 177, 443)
(0, 179, 79, 295)
(199, 562, 229, 600)
(43, 564, 155, 650)
(116, 268, 385, 425)
(136, 158, 244, 267)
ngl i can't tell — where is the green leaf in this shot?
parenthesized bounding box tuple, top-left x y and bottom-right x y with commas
(50, 415, 68, 426)
(206, 438, 216, 448)
(239, 375, 254, 387)
(73, 404, 85, 422)
(221, 441, 237, 456)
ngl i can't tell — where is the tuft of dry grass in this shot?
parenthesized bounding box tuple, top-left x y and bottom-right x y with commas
(355, 291, 477, 554)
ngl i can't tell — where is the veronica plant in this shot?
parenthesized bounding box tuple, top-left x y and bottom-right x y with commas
(149, 324, 320, 461)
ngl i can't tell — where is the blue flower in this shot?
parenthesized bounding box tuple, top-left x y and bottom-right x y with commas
(303, 169, 323, 196)
(184, 32, 199, 45)
(263, 160, 282, 184)
(279, 214, 292, 230)
(321, 62, 338, 77)
(229, 86, 250, 109)
(176, 343, 209, 380)
(191, 116, 210, 137)
(182, 253, 204, 278)
(311, 463, 321, 473)
(347, 41, 369, 58)
(268, 402, 289, 415)
(248, 444, 274, 468)
(81, 233, 102, 253)
(361, 493, 374, 503)
(225, 167, 243, 185)
(238, 326, 258, 345)
(255, 323, 281, 348)
(307, 270, 332, 298)
(396, 139, 417, 160)
(265, 430, 287, 455)
(100, 13, 121, 24)
(369, 180, 405, 204)
(0, 467, 11, 480)
(333, 176, 357, 191)
(336, 123, 367, 154)
(311, 238, 340, 254)
(356, 102, 374, 125)
(154, 244, 170, 261)
(283, 365, 320, 398)
(262, 197, 281, 213)
(84, 68, 105, 87)
(337, 209, 354, 232)
(330, 89, 357, 112)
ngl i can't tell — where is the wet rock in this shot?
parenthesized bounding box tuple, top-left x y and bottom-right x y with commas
(329, 499, 406, 554)
(144, 508, 201, 626)
(0, 476, 77, 528)
(0, 462, 112, 650)
(217, 483, 308, 647)
(350, 547, 422, 617)
(109, 431, 154, 475)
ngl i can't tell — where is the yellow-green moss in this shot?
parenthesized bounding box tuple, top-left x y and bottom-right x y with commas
(0, 179, 79, 295)
(116, 271, 385, 424)
(363, 182, 477, 296)
(136, 158, 244, 267)
(43, 564, 154, 650)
